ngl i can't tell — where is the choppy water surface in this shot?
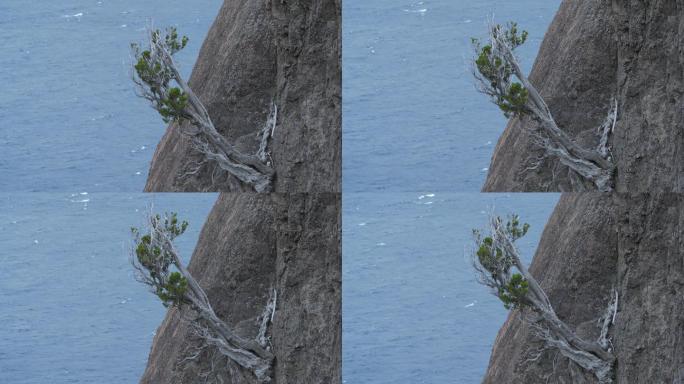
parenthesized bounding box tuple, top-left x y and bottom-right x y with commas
(343, 193, 559, 383)
(343, 0, 562, 192)
(0, 0, 222, 191)
(0, 193, 217, 383)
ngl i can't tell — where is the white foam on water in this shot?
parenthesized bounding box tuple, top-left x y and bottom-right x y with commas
(63, 12, 84, 20)
(404, 8, 427, 14)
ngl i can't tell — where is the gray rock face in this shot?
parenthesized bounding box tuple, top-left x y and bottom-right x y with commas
(482, 0, 684, 192)
(140, 193, 341, 383)
(483, 193, 684, 383)
(144, 0, 341, 193)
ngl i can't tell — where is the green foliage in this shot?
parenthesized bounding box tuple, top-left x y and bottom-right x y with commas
(500, 22, 528, 49)
(498, 273, 529, 310)
(158, 87, 189, 123)
(476, 235, 509, 276)
(131, 27, 190, 123)
(505, 214, 530, 241)
(497, 82, 528, 118)
(134, 233, 162, 271)
(472, 22, 530, 118)
(156, 271, 189, 307)
(161, 211, 189, 238)
(153, 27, 188, 55)
(473, 214, 532, 310)
(131, 212, 190, 308)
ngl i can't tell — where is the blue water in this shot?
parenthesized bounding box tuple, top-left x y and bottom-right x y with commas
(343, 193, 559, 383)
(343, 0, 562, 192)
(0, 193, 217, 383)
(0, 0, 223, 192)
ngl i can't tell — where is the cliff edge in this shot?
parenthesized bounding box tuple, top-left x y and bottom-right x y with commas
(140, 193, 341, 383)
(144, 0, 341, 192)
(483, 193, 684, 383)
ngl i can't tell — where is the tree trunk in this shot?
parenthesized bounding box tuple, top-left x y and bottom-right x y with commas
(140, 193, 341, 383)
(483, 0, 684, 192)
(483, 193, 684, 383)
(144, 0, 341, 193)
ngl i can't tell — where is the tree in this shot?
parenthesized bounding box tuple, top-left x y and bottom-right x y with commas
(131, 27, 277, 192)
(472, 214, 618, 383)
(131, 211, 276, 382)
(472, 22, 617, 192)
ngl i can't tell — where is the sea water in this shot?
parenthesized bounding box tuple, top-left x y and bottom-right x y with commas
(343, 0, 562, 192)
(343, 193, 560, 383)
(0, 0, 223, 191)
(0, 193, 217, 383)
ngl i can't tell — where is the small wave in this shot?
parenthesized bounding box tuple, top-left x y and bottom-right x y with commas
(62, 12, 84, 20)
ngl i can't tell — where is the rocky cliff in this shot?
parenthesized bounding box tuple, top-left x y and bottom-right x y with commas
(482, 0, 684, 192)
(483, 193, 684, 383)
(140, 193, 341, 383)
(144, 0, 341, 192)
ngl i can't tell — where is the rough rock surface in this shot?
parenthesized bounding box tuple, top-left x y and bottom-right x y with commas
(483, 193, 684, 383)
(140, 193, 341, 383)
(144, 0, 341, 192)
(482, 0, 684, 192)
